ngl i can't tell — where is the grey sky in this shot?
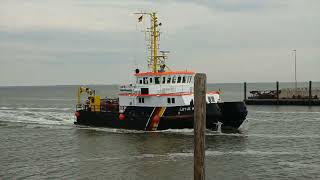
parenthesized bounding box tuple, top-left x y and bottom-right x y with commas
(0, 0, 319, 86)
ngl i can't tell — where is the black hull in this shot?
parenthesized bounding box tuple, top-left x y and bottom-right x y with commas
(75, 102, 247, 131)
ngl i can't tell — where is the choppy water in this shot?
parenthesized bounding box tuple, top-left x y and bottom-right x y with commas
(0, 83, 320, 179)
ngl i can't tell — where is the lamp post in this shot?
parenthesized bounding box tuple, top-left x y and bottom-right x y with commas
(293, 49, 297, 90)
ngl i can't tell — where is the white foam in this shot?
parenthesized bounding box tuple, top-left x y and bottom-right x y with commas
(168, 152, 194, 158)
(0, 107, 13, 110)
(77, 127, 146, 134)
(245, 117, 259, 121)
(0, 109, 74, 125)
(133, 154, 166, 159)
(158, 128, 226, 135)
(160, 128, 194, 134)
(207, 133, 247, 137)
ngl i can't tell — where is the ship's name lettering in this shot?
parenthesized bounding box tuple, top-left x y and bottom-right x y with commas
(179, 107, 194, 112)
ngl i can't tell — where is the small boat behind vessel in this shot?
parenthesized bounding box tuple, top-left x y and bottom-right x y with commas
(74, 12, 248, 131)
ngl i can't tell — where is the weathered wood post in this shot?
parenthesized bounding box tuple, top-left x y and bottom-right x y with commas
(194, 73, 206, 180)
(276, 81, 279, 105)
(244, 82, 247, 101)
(309, 81, 312, 105)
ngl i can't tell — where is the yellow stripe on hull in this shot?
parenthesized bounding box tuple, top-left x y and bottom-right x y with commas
(151, 107, 166, 131)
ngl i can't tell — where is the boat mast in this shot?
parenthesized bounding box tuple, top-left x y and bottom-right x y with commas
(135, 12, 160, 72)
(151, 12, 158, 73)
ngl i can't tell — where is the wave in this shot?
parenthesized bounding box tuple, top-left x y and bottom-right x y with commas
(130, 150, 300, 160)
(75, 128, 320, 139)
(0, 106, 73, 111)
(250, 118, 320, 123)
(5, 97, 75, 101)
(249, 133, 320, 139)
(279, 161, 320, 169)
(76, 127, 146, 134)
(16, 107, 72, 111)
(253, 111, 320, 114)
(39, 150, 305, 164)
(0, 107, 12, 110)
(168, 149, 298, 158)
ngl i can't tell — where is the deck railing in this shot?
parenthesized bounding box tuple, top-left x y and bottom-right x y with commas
(76, 104, 119, 112)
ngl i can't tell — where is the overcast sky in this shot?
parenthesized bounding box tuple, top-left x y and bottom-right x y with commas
(0, 0, 319, 86)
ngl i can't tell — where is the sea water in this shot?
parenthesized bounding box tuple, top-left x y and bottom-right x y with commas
(0, 83, 319, 179)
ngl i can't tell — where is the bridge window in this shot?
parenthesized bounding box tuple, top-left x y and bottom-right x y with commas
(172, 76, 176, 83)
(177, 76, 181, 83)
(138, 97, 145, 103)
(188, 76, 192, 83)
(182, 76, 186, 83)
(155, 77, 160, 84)
(208, 96, 215, 103)
(167, 97, 175, 104)
(143, 77, 148, 84)
(167, 77, 171, 84)
(162, 77, 166, 84)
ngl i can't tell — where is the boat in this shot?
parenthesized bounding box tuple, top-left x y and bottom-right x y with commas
(74, 12, 248, 131)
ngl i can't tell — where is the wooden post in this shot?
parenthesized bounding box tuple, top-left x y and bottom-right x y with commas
(309, 81, 312, 105)
(244, 82, 247, 101)
(276, 81, 279, 105)
(194, 73, 206, 180)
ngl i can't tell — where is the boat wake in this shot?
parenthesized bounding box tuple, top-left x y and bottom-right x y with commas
(0, 106, 74, 126)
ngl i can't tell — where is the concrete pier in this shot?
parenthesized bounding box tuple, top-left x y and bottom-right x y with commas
(244, 81, 320, 106)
